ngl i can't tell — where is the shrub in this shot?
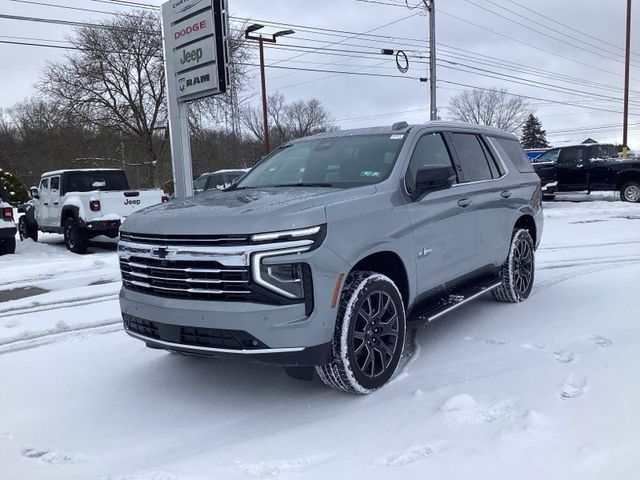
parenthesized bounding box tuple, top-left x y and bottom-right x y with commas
(0, 169, 29, 204)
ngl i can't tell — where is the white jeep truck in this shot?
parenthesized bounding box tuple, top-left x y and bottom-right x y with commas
(0, 179, 17, 255)
(21, 169, 166, 253)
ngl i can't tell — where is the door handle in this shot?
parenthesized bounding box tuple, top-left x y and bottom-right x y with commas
(53, 202, 59, 205)
(43, 203, 49, 206)
(500, 190, 512, 198)
(457, 198, 472, 208)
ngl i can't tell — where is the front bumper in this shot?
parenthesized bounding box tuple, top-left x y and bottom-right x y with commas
(123, 314, 332, 365)
(118, 239, 349, 366)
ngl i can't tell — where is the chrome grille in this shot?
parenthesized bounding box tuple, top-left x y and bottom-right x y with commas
(120, 231, 250, 247)
(120, 256, 251, 300)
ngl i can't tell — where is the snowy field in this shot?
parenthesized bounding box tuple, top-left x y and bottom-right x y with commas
(1, 193, 639, 480)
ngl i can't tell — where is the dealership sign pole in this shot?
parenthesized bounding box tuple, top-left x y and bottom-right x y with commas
(161, 0, 230, 199)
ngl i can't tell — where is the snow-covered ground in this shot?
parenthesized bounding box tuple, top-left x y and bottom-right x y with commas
(1, 194, 639, 480)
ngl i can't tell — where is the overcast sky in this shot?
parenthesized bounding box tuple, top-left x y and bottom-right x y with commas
(0, 0, 638, 148)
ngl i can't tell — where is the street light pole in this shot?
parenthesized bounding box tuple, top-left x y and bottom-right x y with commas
(622, 0, 632, 157)
(257, 37, 269, 154)
(245, 25, 295, 156)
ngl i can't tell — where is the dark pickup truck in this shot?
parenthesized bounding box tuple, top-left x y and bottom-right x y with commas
(532, 143, 640, 202)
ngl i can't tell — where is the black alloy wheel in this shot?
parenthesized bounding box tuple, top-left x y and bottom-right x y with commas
(351, 290, 400, 379)
(512, 235, 534, 296)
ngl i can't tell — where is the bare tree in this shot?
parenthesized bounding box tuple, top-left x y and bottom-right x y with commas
(448, 87, 528, 134)
(242, 93, 334, 148)
(39, 11, 168, 185)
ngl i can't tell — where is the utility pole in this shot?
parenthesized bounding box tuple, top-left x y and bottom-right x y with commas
(622, 0, 632, 157)
(245, 25, 295, 155)
(426, 0, 437, 121)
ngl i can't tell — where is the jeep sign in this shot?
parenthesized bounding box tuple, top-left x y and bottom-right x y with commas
(173, 37, 216, 73)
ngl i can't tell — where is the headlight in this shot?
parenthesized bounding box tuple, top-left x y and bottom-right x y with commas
(251, 225, 326, 244)
(261, 263, 304, 298)
(252, 247, 311, 300)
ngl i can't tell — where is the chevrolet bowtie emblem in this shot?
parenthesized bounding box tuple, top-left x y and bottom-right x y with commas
(152, 247, 168, 259)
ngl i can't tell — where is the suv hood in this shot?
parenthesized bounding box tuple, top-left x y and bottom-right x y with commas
(122, 186, 374, 235)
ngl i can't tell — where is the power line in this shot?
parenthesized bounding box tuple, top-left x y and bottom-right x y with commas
(460, 0, 640, 68)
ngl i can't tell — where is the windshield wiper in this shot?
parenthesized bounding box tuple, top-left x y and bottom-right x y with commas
(271, 183, 337, 188)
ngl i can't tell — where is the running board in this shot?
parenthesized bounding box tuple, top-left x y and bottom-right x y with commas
(410, 280, 502, 324)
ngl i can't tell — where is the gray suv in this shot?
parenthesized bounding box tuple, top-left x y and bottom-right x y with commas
(118, 122, 543, 394)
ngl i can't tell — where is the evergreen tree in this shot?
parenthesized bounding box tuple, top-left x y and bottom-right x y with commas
(520, 114, 550, 149)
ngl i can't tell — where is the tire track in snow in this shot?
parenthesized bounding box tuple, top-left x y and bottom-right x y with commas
(0, 293, 119, 317)
(539, 238, 640, 252)
(0, 321, 122, 355)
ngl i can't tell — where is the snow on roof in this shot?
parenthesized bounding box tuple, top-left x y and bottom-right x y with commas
(41, 168, 124, 177)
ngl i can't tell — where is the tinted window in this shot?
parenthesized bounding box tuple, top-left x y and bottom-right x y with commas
(407, 133, 455, 189)
(65, 171, 129, 193)
(558, 147, 585, 163)
(489, 137, 533, 173)
(50, 176, 60, 191)
(591, 144, 618, 160)
(236, 134, 406, 189)
(449, 133, 493, 182)
(205, 174, 226, 190)
(193, 175, 208, 191)
(533, 149, 559, 163)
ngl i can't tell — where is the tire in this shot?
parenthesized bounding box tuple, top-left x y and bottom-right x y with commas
(542, 194, 556, 201)
(493, 229, 535, 303)
(64, 217, 89, 254)
(0, 237, 16, 255)
(18, 216, 38, 242)
(316, 271, 406, 394)
(620, 181, 640, 203)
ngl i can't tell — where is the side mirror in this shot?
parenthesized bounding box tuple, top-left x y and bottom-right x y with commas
(29, 187, 39, 199)
(412, 165, 456, 200)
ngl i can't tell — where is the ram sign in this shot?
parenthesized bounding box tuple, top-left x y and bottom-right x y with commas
(161, 0, 230, 102)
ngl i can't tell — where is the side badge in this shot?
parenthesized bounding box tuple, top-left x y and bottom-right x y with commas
(418, 248, 433, 259)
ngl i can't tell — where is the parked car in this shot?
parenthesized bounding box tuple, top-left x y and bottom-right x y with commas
(532, 143, 640, 202)
(524, 148, 548, 160)
(193, 169, 249, 194)
(20, 169, 167, 253)
(118, 122, 543, 394)
(0, 179, 17, 255)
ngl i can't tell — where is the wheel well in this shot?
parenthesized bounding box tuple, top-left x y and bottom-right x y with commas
(514, 215, 537, 244)
(60, 207, 77, 226)
(351, 251, 409, 307)
(616, 172, 640, 190)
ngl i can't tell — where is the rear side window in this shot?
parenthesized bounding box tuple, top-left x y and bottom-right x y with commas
(558, 146, 585, 163)
(50, 176, 60, 191)
(591, 144, 618, 160)
(489, 137, 534, 173)
(449, 133, 493, 182)
(205, 174, 226, 190)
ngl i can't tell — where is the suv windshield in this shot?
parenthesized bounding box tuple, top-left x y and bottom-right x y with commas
(235, 134, 406, 189)
(65, 171, 130, 193)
